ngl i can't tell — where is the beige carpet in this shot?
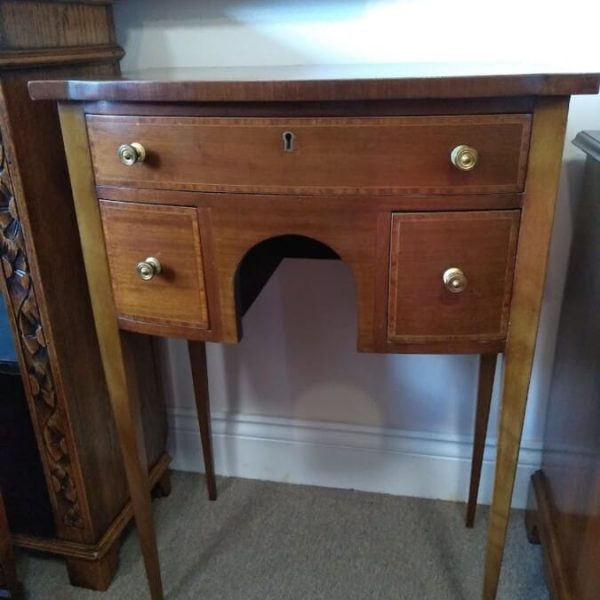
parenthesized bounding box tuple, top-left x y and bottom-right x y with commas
(17, 472, 547, 599)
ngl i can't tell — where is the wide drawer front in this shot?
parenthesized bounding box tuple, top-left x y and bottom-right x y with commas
(87, 114, 531, 195)
(99, 200, 209, 331)
(388, 210, 519, 343)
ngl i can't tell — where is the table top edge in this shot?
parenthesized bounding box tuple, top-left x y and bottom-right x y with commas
(28, 67, 600, 102)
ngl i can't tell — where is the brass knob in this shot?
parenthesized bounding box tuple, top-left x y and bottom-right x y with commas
(118, 142, 146, 166)
(451, 145, 479, 171)
(136, 257, 161, 281)
(443, 267, 468, 293)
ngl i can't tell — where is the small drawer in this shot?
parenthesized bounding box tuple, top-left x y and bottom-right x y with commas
(87, 114, 531, 195)
(388, 210, 519, 343)
(99, 200, 209, 332)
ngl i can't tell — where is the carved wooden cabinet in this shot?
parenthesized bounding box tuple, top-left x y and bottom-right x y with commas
(0, 1, 168, 590)
(526, 130, 600, 600)
(0, 487, 19, 599)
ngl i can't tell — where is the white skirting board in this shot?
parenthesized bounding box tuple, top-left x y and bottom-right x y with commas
(167, 408, 542, 509)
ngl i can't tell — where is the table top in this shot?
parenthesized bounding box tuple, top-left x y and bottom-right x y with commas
(28, 64, 600, 103)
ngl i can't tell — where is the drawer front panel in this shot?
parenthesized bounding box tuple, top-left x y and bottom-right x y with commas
(388, 211, 519, 343)
(87, 114, 531, 194)
(99, 200, 209, 330)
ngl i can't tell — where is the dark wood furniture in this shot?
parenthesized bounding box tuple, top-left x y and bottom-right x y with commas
(0, 1, 169, 590)
(526, 130, 600, 600)
(30, 66, 600, 600)
(0, 489, 20, 599)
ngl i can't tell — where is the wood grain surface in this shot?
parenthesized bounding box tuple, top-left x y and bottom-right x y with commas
(59, 102, 164, 600)
(45, 69, 586, 600)
(28, 65, 600, 102)
(100, 200, 210, 331)
(86, 114, 532, 195)
(187, 341, 217, 501)
(388, 211, 519, 343)
(0, 1, 115, 50)
(527, 130, 600, 600)
(0, 1, 168, 590)
(466, 354, 498, 528)
(482, 96, 570, 600)
(527, 471, 575, 600)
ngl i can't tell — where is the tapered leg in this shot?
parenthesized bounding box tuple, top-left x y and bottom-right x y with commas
(188, 341, 218, 501)
(120, 331, 164, 600)
(482, 97, 570, 600)
(483, 350, 533, 599)
(59, 104, 164, 600)
(0, 490, 20, 599)
(466, 354, 497, 527)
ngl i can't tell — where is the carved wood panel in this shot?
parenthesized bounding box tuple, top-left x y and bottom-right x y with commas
(0, 128, 83, 530)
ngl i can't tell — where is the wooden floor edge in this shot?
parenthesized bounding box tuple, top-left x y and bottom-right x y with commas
(530, 469, 573, 600)
(12, 453, 171, 562)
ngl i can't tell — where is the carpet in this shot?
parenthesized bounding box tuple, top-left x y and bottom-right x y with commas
(17, 472, 547, 599)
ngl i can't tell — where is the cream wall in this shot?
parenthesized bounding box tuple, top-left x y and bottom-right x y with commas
(113, 0, 600, 507)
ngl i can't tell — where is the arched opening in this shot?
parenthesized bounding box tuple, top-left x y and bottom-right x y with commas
(235, 234, 340, 318)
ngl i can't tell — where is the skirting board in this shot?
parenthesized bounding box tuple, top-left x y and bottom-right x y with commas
(167, 408, 542, 509)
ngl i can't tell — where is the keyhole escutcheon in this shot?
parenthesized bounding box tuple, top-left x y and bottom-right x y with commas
(282, 131, 296, 152)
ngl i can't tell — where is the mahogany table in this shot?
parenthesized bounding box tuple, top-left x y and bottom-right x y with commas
(29, 65, 600, 600)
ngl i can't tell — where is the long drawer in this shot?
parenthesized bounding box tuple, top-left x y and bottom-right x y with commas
(87, 114, 531, 195)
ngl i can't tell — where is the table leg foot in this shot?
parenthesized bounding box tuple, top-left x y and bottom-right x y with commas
(66, 540, 120, 590)
(153, 469, 172, 499)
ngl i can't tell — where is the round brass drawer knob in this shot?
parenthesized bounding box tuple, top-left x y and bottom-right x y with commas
(136, 257, 161, 281)
(443, 267, 468, 293)
(118, 142, 146, 166)
(451, 145, 479, 171)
